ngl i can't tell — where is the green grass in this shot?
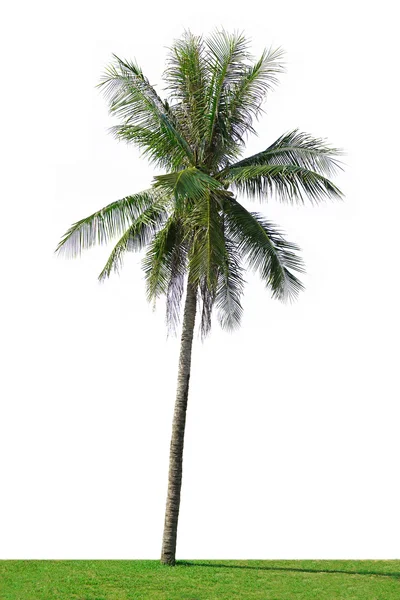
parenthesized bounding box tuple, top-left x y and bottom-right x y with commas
(1, 560, 400, 599)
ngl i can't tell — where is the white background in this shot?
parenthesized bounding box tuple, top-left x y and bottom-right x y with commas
(1, 0, 399, 559)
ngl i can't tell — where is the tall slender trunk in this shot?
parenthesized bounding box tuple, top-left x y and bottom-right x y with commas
(160, 282, 197, 565)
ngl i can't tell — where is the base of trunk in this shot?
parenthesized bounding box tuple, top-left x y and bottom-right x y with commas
(160, 555, 176, 566)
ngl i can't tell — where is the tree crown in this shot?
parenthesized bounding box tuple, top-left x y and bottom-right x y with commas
(56, 30, 343, 337)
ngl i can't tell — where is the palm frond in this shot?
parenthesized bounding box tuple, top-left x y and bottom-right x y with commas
(223, 197, 305, 301)
(211, 47, 285, 166)
(98, 203, 168, 281)
(187, 192, 226, 290)
(197, 282, 215, 339)
(215, 236, 245, 331)
(142, 217, 184, 305)
(165, 224, 188, 334)
(225, 163, 343, 204)
(55, 189, 168, 258)
(204, 30, 250, 148)
(228, 129, 344, 176)
(153, 167, 222, 211)
(99, 55, 194, 169)
(181, 190, 227, 336)
(164, 31, 209, 159)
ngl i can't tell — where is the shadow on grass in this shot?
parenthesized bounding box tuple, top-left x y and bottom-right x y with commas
(177, 561, 400, 580)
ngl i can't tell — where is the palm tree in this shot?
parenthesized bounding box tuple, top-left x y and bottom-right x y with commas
(55, 30, 343, 566)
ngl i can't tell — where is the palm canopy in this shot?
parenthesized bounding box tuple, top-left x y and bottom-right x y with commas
(56, 30, 343, 336)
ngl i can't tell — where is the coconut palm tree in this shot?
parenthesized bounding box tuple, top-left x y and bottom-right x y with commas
(55, 30, 343, 565)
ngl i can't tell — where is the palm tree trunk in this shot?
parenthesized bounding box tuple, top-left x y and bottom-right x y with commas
(160, 281, 197, 566)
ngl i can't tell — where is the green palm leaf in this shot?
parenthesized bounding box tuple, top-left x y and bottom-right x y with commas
(185, 191, 227, 336)
(224, 197, 305, 301)
(98, 203, 168, 281)
(164, 32, 209, 158)
(215, 237, 245, 331)
(187, 193, 226, 289)
(99, 55, 195, 169)
(225, 164, 343, 204)
(211, 47, 285, 166)
(165, 237, 188, 334)
(153, 167, 222, 211)
(229, 129, 343, 176)
(55, 189, 168, 258)
(204, 30, 250, 148)
(143, 217, 184, 304)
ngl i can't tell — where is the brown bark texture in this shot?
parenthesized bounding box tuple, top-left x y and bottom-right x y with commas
(160, 282, 197, 565)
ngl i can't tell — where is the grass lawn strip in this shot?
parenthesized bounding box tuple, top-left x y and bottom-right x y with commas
(1, 560, 399, 599)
